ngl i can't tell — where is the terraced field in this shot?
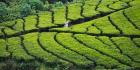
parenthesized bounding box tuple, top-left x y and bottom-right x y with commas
(0, 0, 140, 69)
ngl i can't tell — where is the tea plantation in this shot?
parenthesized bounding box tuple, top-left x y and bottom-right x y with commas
(0, 0, 140, 70)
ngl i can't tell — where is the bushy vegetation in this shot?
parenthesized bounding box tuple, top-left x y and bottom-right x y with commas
(56, 33, 130, 69)
(0, 0, 74, 22)
(0, 60, 39, 70)
(39, 32, 92, 67)
(0, 0, 140, 70)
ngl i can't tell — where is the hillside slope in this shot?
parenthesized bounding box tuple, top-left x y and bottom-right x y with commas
(0, 0, 140, 69)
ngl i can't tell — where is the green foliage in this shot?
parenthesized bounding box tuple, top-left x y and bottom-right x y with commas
(110, 11, 140, 35)
(97, 36, 120, 52)
(39, 32, 92, 66)
(109, 1, 128, 10)
(87, 26, 101, 34)
(7, 37, 34, 60)
(0, 60, 39, 70)
(68, 3, 83, 20)
(1, 19, 24, 35)
(38, 13, 51, 27)
(97, 0, 115, 13)
(38, 11, 55, 28)
(74, 34, 132, 65)
(28, 0, 44, 10)
(24, 15, 37, 30)
(0, 2, 7, 16)
(133, 38, 140, 47)
(125, 6, 140, 29)
(20, 3, 32, 17)
(53, 6, 66, 24)
(0, 30, 4, 36)
(0, 2, 8, 22)
(94, 17, 120, 34)
(40, 0, 48, 4)
(83, 4, 99, 17)
(111, 37, 140, 63)
(23, 32, 66, 64)
(0, 0, 140, 69)
(0, 0, 72, 22)
(56, 33, 129, 68)
(0, 39, 10, 57)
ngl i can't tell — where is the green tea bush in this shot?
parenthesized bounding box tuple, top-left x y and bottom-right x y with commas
(0, 39, 10, 57)
(7, 37, 34, 60)
(56, 33, 128, 68)
(23, 32, 61, 63)
(74, 34, 132, 65)
(94, 17, 120, 34)
(133, 38, 140, 47)
(111, 37, 140, 63)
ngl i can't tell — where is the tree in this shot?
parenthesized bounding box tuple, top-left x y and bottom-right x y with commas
(47, 0, 57, 4)
(0, 0, 11, 5)
(20, 3, 31, 17)
(60, 0, 68, 3)
(28, 0, 44, 10)
(68, 0, 73, 2)
(0, 2, 8, 22)
(40, 0, 47, 4)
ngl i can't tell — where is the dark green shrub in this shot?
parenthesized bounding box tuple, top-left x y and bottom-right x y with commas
(28, 0, 44, 10)
(0, 2, 8, 22)
(40, 0, 48, 4)
(47, 0, 57, 4)
(20, 3, 31, 17)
